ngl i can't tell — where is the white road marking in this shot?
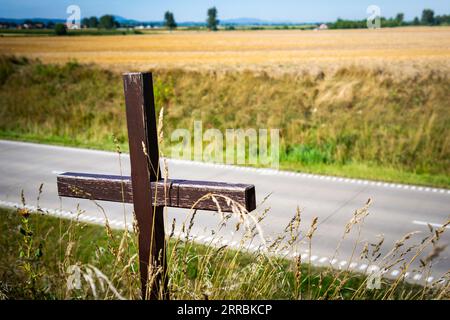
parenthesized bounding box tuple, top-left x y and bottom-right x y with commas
(2, 140, 448, 196)
(412, 220, 450, 229)
(172, 231, 181, 237)
(368, 265, 379, 272)
(359, 264, 368, 270)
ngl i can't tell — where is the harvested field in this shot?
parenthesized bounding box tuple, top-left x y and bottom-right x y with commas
(1, 27, 449, 75)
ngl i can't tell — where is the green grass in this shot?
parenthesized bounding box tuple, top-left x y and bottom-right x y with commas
(1, 206, 443, 300)
(0, 56, 449, 188)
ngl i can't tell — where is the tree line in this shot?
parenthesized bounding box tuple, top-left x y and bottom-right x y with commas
(48, 7, 450, 35)
(329, 9, 450, 29)
(163, 7, 219, 30)
(81, 15, 119, 29)
(78, 7, 219, 31)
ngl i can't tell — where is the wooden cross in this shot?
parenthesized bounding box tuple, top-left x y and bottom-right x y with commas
(56, 72, 256, 300)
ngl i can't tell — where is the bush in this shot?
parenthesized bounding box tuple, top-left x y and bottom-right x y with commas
(54, 23, 67, 36)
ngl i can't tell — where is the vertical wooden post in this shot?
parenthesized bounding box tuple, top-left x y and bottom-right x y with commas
(122, 72, 168, 300)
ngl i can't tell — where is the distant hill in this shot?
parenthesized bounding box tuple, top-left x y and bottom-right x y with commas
(111, 15, 142, 25)
(220, 17, 302, 25)
(221, 17, 268, 25)
(0, 16, 312, 27)
(0, 17, 65, 24)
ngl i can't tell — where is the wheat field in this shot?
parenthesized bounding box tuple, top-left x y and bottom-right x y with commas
(1, 27, 450, 74)
(1, 27, 450, 187)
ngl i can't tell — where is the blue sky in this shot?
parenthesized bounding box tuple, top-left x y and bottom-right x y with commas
(0, 0, 448, 22)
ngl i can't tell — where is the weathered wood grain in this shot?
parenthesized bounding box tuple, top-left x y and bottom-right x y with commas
(57, 172, 256, 212)
(123, 72, 167, 300)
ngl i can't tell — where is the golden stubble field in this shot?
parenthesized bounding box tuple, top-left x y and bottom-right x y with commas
(1, 27, 450, 74)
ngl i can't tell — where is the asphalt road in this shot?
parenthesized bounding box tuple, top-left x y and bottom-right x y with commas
(1, 139, 449, 283)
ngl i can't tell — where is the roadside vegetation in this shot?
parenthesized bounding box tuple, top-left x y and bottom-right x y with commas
(0, 198, 448, 300)
(0, 56, 449, 187)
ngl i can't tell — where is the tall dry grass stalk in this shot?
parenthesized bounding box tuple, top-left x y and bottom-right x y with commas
(2, 176, 449, 300)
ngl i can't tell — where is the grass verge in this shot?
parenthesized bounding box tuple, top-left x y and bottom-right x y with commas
(0, 204, 447, 300)
(0, 55, 449, 188)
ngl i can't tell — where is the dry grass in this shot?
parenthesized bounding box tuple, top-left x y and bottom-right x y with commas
(1, 27, 449, 75)
(0, 124, 449, 300)
(1, 55, 449, 187)
(1, 194, 448, 300)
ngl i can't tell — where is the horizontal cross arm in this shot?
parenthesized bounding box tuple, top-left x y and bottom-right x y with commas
(57, 172, 256, 212)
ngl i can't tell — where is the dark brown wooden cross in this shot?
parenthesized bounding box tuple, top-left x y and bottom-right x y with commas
(56, 72, 256, 300)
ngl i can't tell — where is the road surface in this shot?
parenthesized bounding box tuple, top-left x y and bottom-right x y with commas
(0, 139, 449, 283)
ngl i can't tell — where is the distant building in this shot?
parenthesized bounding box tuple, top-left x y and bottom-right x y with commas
(66, 23, 80, 30)
(314, 23, 329, 31)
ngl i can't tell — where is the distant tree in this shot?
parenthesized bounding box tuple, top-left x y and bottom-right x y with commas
(99, 15, 116, 29)
(54, 23, 67, 35)
(435, 14, 450, 26)
(395, 13, 404, 25)
(81, 18, 89, 28)
(46, 21, 55, 29)
(443, 15, 450, 25)
(421, 9, 435, 25)
(88, 16, 99, 28)
(207, 7, 219, 31)
(164, 11, 177, 30)
(329, 18, 366, 29)
(413, 16, 420, 25)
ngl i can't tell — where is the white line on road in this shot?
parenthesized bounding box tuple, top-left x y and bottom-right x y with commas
(391, 270, 400, 276)
(412, 220, 450, 229)
(2, 139, 449, 195)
